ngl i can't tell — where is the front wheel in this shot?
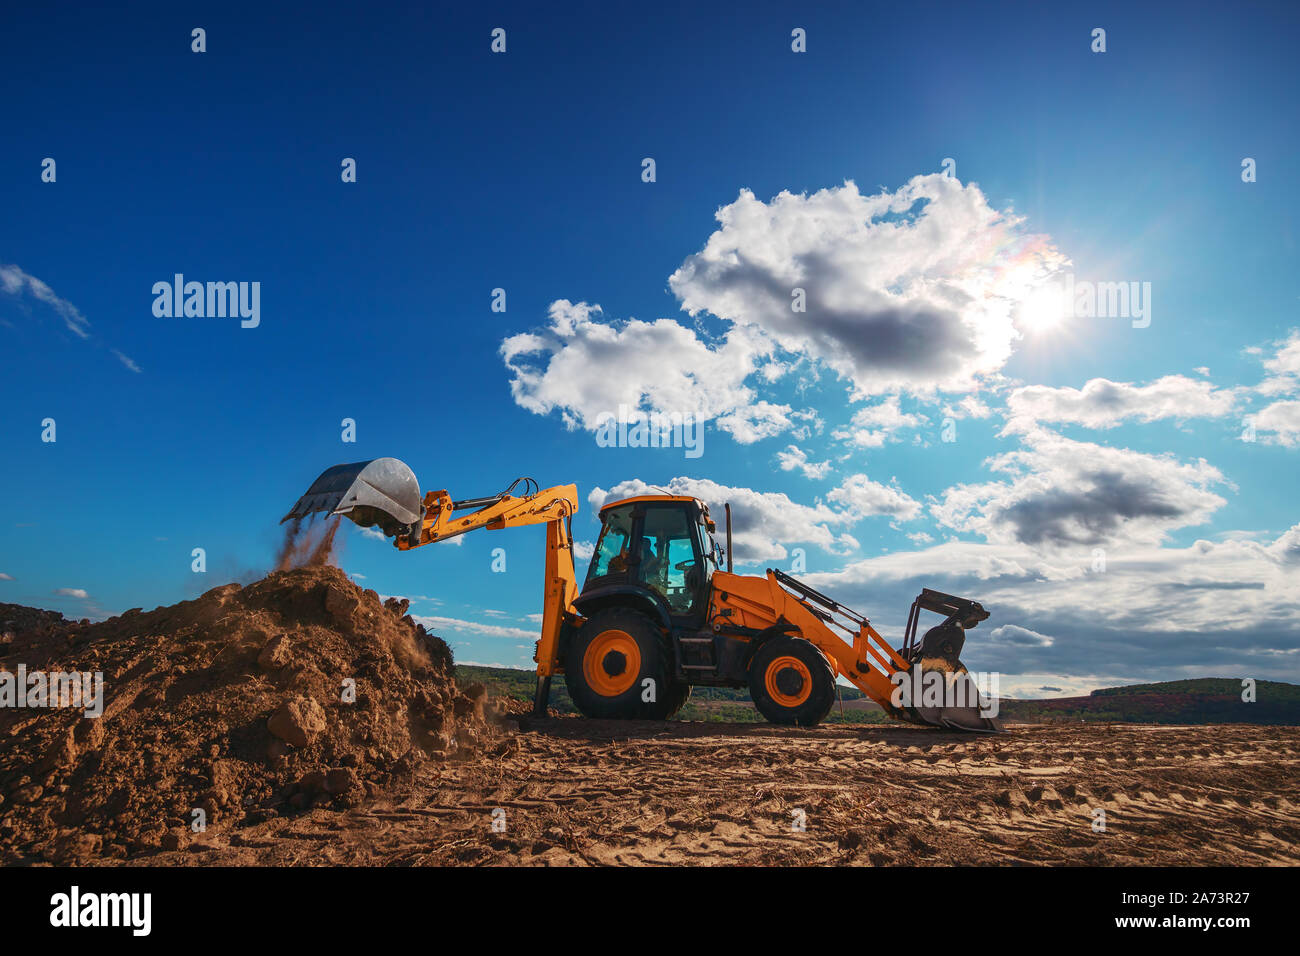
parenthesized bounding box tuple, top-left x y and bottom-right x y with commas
(748, 636, 836, 726)
(564, 608, 683, 719)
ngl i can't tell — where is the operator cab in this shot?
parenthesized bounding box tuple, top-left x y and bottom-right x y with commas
(583, 495, 719, 620)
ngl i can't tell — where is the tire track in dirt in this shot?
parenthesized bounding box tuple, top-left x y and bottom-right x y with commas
(123, 721, 1300, 866)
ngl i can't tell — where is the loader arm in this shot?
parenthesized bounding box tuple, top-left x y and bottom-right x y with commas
(711, 569, 1001, 731)
(711, 570, 907, 714)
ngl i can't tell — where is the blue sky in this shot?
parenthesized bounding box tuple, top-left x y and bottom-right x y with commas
(2, 1, 1298, 696)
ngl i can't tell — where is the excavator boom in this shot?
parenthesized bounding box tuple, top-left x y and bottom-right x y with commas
(284, 459, 580, 711)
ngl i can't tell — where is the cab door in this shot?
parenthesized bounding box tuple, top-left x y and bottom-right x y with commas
(635, 503, 708, 623)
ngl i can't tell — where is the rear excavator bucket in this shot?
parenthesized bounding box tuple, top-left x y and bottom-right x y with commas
(899, 590, 1004, 733)
(282, 458, 423, 539)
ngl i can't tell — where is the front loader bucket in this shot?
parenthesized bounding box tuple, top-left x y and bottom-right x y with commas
(902, 621, 1004, 733)
(906, 665, 1004, 733)
(282, 458, 423, 539)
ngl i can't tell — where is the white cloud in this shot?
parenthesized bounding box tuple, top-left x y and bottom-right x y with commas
(111, 349, 142, 373)
(388, 594, 443, 607)
(715, 400, 796, 443)
(573, 540, 595, 560)
(412, 614, 536, 640)
(1257, 328, 1300, 396)
(0, 572, 13, 581)
(53, 587, 89, 599)
(1253, 399, 1300, 446)
(0, 264, 91, 338)
(800, 524, 1300, 683)
(826, 474, 922, 522)
(501, 299, 793, 444)
(933, 430, 1227, 548)
(1270, 524, 1300, 563)
(500, 175, 1067, 444)
(944, 395, 994, 420)
(832, 395, 927, 447)
(669, 175, 1067, 399)
(988, 624, 1055, 647)
(589, 473, 917, 563)
(775, 444, 831, 480)
(996, 674, 1123, 699)
(0, 267, 141, 374)
(788, 408, 824, 442)
(589, 477, 858, 563)
(1003, 375, 1237, 433)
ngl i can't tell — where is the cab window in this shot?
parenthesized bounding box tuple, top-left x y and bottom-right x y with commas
(587, 505, 633, 582)
(638, 504, 704, 614)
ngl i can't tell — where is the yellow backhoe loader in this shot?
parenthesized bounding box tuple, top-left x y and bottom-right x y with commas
(284, 458, 1002, 732)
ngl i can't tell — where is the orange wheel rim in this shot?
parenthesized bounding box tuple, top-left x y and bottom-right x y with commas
(765, 655, 812, 708)
(583, 629, 641, 697)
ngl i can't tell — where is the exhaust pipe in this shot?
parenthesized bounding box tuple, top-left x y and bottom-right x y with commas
(724, 502, 733, 573)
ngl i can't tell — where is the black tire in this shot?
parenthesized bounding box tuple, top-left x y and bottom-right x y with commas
(748, 636, 835, 726)
(564, 608, 677, 719)
(663, 679, 692, 718)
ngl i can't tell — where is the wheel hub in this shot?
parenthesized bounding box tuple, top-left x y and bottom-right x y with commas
(582, 629, 642, 697)
(765, 654, 813, 708)
(601, 650, 628, 677)
(774, 666, 804, 697)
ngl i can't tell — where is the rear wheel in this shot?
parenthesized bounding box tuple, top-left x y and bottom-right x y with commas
(748, 636, 835, 726)
(564, 608, 682, 719)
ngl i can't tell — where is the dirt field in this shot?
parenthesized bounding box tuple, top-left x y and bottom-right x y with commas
(7, 568, 1296, 867)
(122, 718, 1300, 866)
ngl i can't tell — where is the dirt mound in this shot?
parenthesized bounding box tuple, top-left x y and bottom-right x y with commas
(0, 566, 499, 864)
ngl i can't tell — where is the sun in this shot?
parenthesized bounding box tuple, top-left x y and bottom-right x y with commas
(1019, 283, 1070, 333)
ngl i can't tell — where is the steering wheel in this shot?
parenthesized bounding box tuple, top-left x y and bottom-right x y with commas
(675, 560, 696, 571)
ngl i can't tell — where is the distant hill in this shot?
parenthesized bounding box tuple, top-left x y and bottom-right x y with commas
(457, 665, 1300, 726)
(1000, 678, 1300, 725)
